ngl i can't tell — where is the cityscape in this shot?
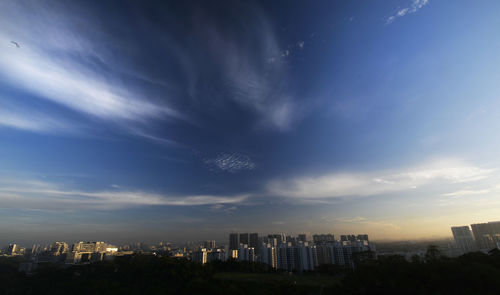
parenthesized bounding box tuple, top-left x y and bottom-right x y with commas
(3, 220, 500, 276)
(2, 232, 374, 273)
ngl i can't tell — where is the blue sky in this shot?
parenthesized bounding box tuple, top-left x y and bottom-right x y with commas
(2, 0, 500, 245)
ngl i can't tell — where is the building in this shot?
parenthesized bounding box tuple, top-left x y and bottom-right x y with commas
(192, 248, 208, 264)
(259, 243, 278, 268)
(316, 243, 334, 265)
(249, 233, 259, 250)
(313, 234, 335, 244)
(357, 234, 369, 241)
(65, 241, 116, 264)
(239, 233, 249, 246)
(451, 226, 476, 254)
(230, 249, 238, 259)
(285, 235, 298, 246)
(268, 234, 285, 246)
(471, 221, 500, 251)
(7, 244, 19, 256)
(207, 248, 225, 262)
(340, 235, 356, 242)
(296, 242, 317, 271)
(237, 244, 255, 262)
(277, 244, 297, 272)
(229, 233, 239, 251)
(49, 242, 69, 256)
(204, 240, 216, 249)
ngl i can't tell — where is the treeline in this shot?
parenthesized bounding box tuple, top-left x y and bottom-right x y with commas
(1, 247, 500, 294)
(334, 247, 500, 294)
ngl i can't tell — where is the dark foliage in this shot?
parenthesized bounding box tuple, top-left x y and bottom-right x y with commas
(208, 258, 275, 273)
(2, 247, 500, 295)
(330, 246, 500, 295)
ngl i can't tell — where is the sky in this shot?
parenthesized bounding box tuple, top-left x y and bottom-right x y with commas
(1, 0, 500, 246)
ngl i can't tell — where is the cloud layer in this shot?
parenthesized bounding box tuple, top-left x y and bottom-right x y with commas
(0, 178, 247, 210)
(268, 159, 494, 199)
(0, 0, 297, 143)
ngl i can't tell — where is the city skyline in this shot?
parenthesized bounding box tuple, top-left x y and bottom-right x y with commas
(2, 0, 500, 245)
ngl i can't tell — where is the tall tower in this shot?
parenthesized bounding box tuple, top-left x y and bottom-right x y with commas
(471, 221, 500, 250)
(229, 233, 239, 250)
(451, 226, 476, 254)
(239, 233, 249, 246)
(249, 233, 259, 249)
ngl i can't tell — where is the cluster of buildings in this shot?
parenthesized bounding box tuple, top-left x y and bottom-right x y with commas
(2, 232, 375, 273)
(3, 241, 130, 272)
(191, 233, 375, 271)
(451, 221, 500, 255)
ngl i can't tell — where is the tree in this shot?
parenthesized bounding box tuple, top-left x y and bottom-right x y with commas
(424, 245, 441, 262)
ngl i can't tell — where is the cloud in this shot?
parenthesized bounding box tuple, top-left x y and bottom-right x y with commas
(0, 106, 77, 134)
(268, 159, 495, 199)
(204, 153, 256, 173)
(185, 6, 299, 130)
(0, 35, 180, 122)
(0, 0, 301, 139)
(442, 188, 494, 198)
(327, 216, 401, 231)
(386, 0, 429, 24)
(208, 204, 238, 214)
(0, 1, 184, 139)
(0, 178, 248, 210)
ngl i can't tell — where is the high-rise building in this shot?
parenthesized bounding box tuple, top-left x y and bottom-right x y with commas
(7, 244, 19, 256)
(471, 221, 500, 250)
(298, 234, 307, 243)
(259, 243, 278, 268)
(340, 235, 356, 242)
(278, 244, 297, 272)
(356, 234, 369, 241)
(231, 249, 238, 259)
(256, 233, 373, 271)
(229, 233, 239, 250)
(49, 242, 69, 256)
(297, 242, 317, 271)
(192, 249, 208, 264)
(313, 234, 335, 244)
(249, 233, 259, 249)
(268, 234, 285, 246)
(286, 235, 298, 246)
(451, 226, 476, 254)
(66, 241, 114, 264)
(237, 244, 255, 262)
(239, 233, 249, 246)
(204, 240, 216, 249)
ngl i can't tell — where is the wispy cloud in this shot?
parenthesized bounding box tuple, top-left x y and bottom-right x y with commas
(0, 106, 77, 134)
(0, 0, 300, 139)
(441, 187, 498, 198)
(268, 159, 495, 199)
(386, 0, 430, 24)
(0, 178, 248, 210)
(0, 1, 184, 139)
(188, 7, 297, 130)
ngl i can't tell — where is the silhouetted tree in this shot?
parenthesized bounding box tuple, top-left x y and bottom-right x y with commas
(424, 245, 441, 262)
